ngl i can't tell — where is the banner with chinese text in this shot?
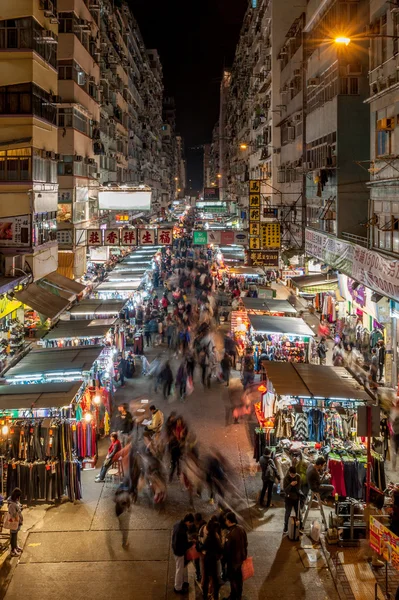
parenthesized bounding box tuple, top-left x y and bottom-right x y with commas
(158, 229, 173, 245)
(139, 229, 155, 245)
(246, 250, 279, 267)
(121, 229, 137, 246)
(87, 229, 102, 246)
(104, 229, 120, 246)
(370, 516, 399, 569)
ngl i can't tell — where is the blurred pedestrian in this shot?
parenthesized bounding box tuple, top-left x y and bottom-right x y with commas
(160, 360, 174, 399)
(242, 348, 255, 389)
(283, 466, 301, 535)
(223, 512, 248, 600)
(221, 352, 232, 386)
(259, 447, 280, 508)
(95, 432, 121, 482)
(172, 513, 195, 594)
(6, 487, 23, 557)
(201, 519, 223, 600)
(115, 403, 134, 447)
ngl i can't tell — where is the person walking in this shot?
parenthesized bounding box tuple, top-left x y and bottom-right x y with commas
(377, 339, 385, 382)
(95, 432, 121, 482)
(6, 488, 23, 557)
(172, 513, 195, 594)
(283, 466, 302, 534)
(317, 337, 327, 365)
(145, 405, 164, 436)
(223, 512, 248, 600)
(144, 320, 151, 347)
(220, 352, 232, 386)
(201, 519, 223, 600)
(259, 447, 280, 508)
(160, 360, 174, 399)
(242, 349, 255, 389)
(114, 403, 134, 447)
(176, 359, 188, 400)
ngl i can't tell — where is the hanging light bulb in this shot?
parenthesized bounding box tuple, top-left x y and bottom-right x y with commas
(84, 413, 92, 423)
(93, 395, 101, 405)
(2, 425, 9, 436)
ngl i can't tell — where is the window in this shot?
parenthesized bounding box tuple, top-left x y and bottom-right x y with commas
(0, 83, 56, 123)
(57, 108, 89, 135)
(58, 12, 74, 33)
(377, 130, 391, 156)
(339, 77, 359, 95)
(0, 17, 57, 68)
(0, 148, 31, 181)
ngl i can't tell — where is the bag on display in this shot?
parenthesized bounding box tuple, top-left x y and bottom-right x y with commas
(310, 520, 321, 542)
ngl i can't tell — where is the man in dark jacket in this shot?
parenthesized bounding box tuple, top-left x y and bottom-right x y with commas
(115, 403, 134, 447)
(223, 511, 248, 600)
(283, 466, 302, 534)
(172, 513, 194, 594)
(259, 448, 280, 508)
(306, 457, 334, 501)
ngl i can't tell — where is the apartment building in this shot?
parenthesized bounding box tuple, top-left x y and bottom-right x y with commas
(0, 0, 59, 282)
(175, 135, 186, 198)
(56, 0, 101, 278)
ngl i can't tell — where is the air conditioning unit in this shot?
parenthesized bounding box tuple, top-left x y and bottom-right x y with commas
(294, 114, 301, 122)
(41, 30, 57, 43)
(55, 153, 62, 160)
(77, 19, 91, 30)
(391, 0, 399, 13)
(46, 151, 56, 160)
(305, 162, 314, 170)
(287, 126, 295, 141)
(347, 63, 362, 75)
(5, 255, 25, 277)
(88, 158, 96, 165)
(75, 155, 83, 162)
(308, 77, 320, 87)
(293, 69, 301, 77)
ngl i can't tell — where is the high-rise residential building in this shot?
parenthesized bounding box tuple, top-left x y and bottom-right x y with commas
(0, 0, 59, 282)
(176, 135, 186, 198)
(162, 97, 179, 207)
(56, 0, 101, 278)
(203, 143, 211, 189)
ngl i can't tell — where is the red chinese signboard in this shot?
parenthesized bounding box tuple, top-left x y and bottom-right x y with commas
(87, 229, 102, 246)
(139, 229, 155, 245)
(104, 229, 120, 246)
(121, 228, 137, 246)
(158, 229, 173, 245)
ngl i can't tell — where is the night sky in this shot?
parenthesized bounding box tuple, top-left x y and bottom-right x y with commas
(131, 0, 248, 192)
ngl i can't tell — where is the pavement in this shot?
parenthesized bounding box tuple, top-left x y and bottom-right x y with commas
(0, 282, 389, 600)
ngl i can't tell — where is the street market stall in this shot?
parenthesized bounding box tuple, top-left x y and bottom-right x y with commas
(40, 319, 117, 347)
(0, 380, 89, 503)
(93, 280, 143, 300)
(243, 314, 316, 364)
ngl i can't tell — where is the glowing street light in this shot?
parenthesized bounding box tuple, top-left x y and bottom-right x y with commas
(335, 36, 351, 46)
(240, 143, 248, 150)
(217, 173, 222, 179)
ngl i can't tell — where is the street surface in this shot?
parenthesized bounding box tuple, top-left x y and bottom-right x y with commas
(1, 321, 340, 600)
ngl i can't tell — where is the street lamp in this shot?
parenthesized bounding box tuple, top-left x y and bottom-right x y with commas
(217, 173, 222, 179)
(335, 36, 351, 46)
(334, 34, 399, 45)
(240, 143, 249, 150)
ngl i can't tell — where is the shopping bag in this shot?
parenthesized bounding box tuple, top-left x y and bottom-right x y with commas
(186, 544, 201, 561)
(241, 557, 254, 580)
(186, 376, 194, 396)
(288, 516, 300, 541)
(3, 513, 19, 531)
(310, 520, 321, 542)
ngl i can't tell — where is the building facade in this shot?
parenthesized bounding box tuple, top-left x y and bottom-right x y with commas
(0, 0, 59, 281)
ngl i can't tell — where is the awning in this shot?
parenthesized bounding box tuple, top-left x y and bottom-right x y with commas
(248, 314, 315, 337)
(113, 263, 150, 272)
(15, 283, 70, 320)
(43, 319, 115, 341)
(69, 299, 125, 317)
(96, 281, 140, 292)
(43, 272, 85, 296)
(290, 275, 338, 292)
(229, 266, 264, 276)
(242, 298, 297, 315)
(264, 363, 371, 401)
(107, 272, 145, 282)
(0, 381, 83, 410)
(5, 346, 104, 380)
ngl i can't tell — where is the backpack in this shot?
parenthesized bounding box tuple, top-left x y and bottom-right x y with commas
(244, 355, 254, 372)
(264, 461, 275, 481)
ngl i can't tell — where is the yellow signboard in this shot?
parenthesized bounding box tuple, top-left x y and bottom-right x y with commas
(249, 223, 260, 236)
(0, 298, 22, 321)
(249, 194, 260, 208)
(370, 516, 399, 569)
(260, 223, 281, 249)
(249, 180, 261, 193)
(249, 237, 261, 250)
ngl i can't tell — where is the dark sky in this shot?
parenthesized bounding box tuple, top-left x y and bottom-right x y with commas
(131, 0, 247, 192)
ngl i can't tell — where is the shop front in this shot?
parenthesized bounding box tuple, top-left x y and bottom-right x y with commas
(240, 297, 298, 317)
(0, 380, 89, 503)
(67, 299, 126, 321)
(289, 274, 342, 322)
(244, 314, 315, 364)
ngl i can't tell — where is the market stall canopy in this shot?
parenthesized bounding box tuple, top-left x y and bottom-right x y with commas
(264, 363, 370, 402)
(96, 281, 140, 292)
(242, 298, 297, 315)
(15, 283, 70, 320)
(40, 272, 85, 299)
(4, 346, 104, 380)
(290, 274, 338, 293)
(0, 381, 83, 410)
(69, 299, 125, 317)
(248, 314, 314, 337)
(112, 263, 151, 272)
(43, 319, 115, 341)
(106, 272, 145, 282)
(229, 266, 264, 276)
